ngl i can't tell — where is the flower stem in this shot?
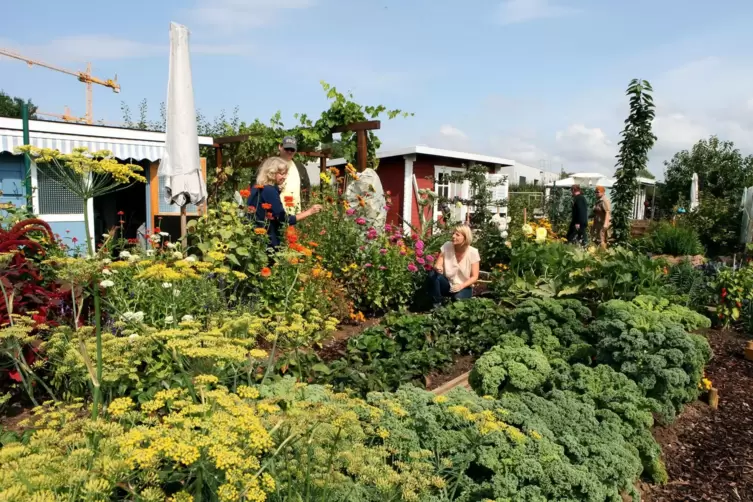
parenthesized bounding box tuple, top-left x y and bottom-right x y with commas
(91, 285, 103, 419)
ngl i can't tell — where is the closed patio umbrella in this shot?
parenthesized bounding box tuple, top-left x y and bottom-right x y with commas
(690, 173, 699, 211)
(159, 22, 206, 240)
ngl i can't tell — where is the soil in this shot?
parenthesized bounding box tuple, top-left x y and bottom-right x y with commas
(425, 355, 476, 390)
(315, 317, 381, 362)
(642, 328, 753, 502)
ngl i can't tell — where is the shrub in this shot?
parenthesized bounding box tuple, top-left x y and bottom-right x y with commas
(590, 299, 713, 420)
(641, 221, 703, 256)
(469, 344, 552, 395)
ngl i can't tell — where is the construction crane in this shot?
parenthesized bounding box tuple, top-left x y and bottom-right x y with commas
(0, 48, 120, 124)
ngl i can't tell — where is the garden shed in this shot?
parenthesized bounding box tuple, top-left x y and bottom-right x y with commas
(329, 146, 560, 233)
(0, 117, 213, 247)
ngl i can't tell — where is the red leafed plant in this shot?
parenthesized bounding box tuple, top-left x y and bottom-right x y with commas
(0, 218, 62, 324)
(0, 219, 63, 404)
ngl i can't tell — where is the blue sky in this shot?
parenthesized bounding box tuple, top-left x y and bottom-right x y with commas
(2, 0, 753, 177)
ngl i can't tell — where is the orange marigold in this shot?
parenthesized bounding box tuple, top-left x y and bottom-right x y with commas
(261, 203, 272, 210)
(254, 228, 267, 235)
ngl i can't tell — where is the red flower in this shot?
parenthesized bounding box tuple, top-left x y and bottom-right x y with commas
(117, 210, 124, 216)
(721, 288, 728, 299)
(249, 206, 256, 213)
(260, 267, 272, 278)
(261, 203, 272, 210)
(154, 227, 161, 233)
(239, 188, 251, 199)
(266, 212, 274, 220)
(71, 237, 78, 244)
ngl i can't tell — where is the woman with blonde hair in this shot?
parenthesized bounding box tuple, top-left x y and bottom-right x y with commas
(592, 185, 611, 249)
(428, 225, 480, 309)
(247, 157, 322, 249)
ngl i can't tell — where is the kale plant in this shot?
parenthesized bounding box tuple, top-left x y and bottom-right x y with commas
(469, 344, 552, 396)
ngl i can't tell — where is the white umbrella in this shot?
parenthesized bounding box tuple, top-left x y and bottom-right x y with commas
(159, 22, 206, 239)
(690, 172, 699, 211)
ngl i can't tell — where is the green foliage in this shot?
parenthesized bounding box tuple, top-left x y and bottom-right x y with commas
(640, 221, 703, 256)
(663, 259, 715, 310)
(591, 299, 713, 420)
(0, 90, 37, 119)
(548, 362, 667, 483)
(612, 79, 657, 243)
(469, 345, 552, 395)
(713, 265, 753, 328)
(660, 136, 753, 254)
(632, 295, 711, 331)
(491, 241, 669, 306)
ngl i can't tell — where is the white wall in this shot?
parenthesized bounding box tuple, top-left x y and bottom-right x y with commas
(497, 163, 559, 186)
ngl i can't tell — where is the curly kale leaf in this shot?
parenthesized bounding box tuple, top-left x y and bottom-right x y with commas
(469, 345, 552, 396)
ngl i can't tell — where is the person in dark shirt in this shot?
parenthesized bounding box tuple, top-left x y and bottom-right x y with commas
(566, 184, 589, 246)
(248, 157, 322, 249)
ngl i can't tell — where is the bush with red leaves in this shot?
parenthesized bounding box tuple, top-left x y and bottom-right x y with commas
(0, 219, 63, 390)
(0, 219, 63, 324)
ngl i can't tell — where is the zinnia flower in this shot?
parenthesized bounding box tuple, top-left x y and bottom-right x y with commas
(260, 267, 272, 278)
(355, 217, 366, 225)
(346, 208, 356, 216)
(364, 263, 373, 268)
(261, 203, 272, 210)
(417, 257, 426, 265)
(239, 188, 251, 198)
(407, 263, 418, 272)
(254, 228, 267, 235)
(379, 248, 388, 255)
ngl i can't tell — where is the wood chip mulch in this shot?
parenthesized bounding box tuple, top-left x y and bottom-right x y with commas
(642, 328, 753, 501)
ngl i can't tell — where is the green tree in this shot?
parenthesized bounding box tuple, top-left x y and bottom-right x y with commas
(637, 168, 655, 179)
(611, 79, 657, 243)
(0, 90, 37, 118)
(660, 136, 753, 254)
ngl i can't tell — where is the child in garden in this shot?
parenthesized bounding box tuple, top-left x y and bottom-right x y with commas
(247, 157, 322, 249)
(427, 225, 480, 309)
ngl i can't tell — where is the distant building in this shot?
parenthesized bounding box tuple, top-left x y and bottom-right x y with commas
(500, 162, 560, 187)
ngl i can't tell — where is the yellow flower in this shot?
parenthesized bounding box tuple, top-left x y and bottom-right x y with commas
(194, 374, 219, 386)
(107, 397, 135, 418)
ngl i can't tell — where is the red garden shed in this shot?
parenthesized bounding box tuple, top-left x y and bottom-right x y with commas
(329, 146, 516, 233)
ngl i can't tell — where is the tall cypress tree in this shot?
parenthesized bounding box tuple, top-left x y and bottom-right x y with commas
(611, 79, 656, 243)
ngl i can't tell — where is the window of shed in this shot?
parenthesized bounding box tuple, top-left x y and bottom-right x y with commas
(37, 168, 84, 214)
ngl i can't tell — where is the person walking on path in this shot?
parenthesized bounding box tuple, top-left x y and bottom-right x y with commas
(567, 184, 589, 246)
(592, 186, 611, 249)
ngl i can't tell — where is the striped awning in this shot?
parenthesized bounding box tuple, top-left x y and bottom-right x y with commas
(0, 130, 166, 161)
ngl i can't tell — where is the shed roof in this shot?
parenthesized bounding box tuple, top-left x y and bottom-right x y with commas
(0, 117, 213, 162)
(327, 145, 515, 167)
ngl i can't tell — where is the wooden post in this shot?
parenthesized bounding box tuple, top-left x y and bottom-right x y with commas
(356, 130, 367, 172)
(744, 340, 753, 361)
(180, 206, 187, 248)
(332, 120, 381, 172)
(708, 388, 719, 409)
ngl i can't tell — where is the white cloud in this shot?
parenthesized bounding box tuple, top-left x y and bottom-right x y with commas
(496, 0, 578, 25)
(188, 0, 317, 31)
(0, 35, 249, 64)
(439, 124, 467, 139)
(555, 124, 616, 166)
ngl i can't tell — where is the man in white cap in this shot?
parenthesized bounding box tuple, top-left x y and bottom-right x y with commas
(278, 136, 311, 214)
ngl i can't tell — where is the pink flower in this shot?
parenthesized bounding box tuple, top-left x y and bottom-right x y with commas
(346, 208, 356, 216)
(320, 230, 327, 235)
(379, 248, 388, 255)
(424, 264, 433, 271)
(366, 228, 378, 240)
(400, 249, 407, 256)
(417, 257, 426, 265)
(355, 217, 366, 225)
(383, 206, 390, 211)
(72, 237, 79, 244)
(385, 224, 393, 233)
(415, 248, 424, 258)
(427, 254, 435, 263)
(364, 263, 373, 268)
(359, 246, 365, 251)
(407, 263, 418, 272)
(379, 266, 387, 270)
(415, 240, 425, 251)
